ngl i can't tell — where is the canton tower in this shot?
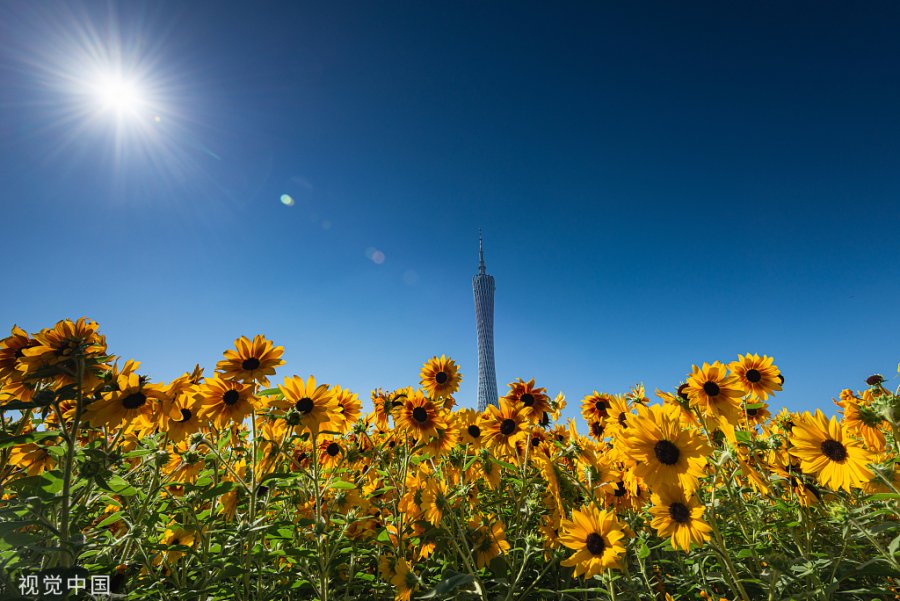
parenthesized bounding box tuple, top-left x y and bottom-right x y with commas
(473, 231, 498, 412)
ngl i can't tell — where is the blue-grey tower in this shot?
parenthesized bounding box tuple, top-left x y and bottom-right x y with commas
(473, 231, 498, 412)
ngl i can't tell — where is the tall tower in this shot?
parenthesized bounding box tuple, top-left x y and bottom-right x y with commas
(473, 231, 498, 412)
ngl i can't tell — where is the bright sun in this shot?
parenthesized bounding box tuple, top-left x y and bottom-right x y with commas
(94, 74, 143, 114)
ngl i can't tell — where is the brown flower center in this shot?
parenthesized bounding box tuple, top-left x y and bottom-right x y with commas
(677, 384, 690, 400)
(594, 399, 609, 417)
(223, 390, 241, 406)
(434, 371, 448, 384)
(745, 369, 761, 383)
(520, 393, 535, 407)
(242, 357, 260, 371)
(654, 440, 681, 465)
(614, 481, 626, 497)
(585, 532, 605, 555)
(295, 397, 314, 413)
(412, 406, 429, 424)
(746, 408, 758, 417)
(179, 408, 192, 422)
(500, 418, 517, 436)
(121, 392, 147, 409)
(820, 439, 848, 462)
(467, 424, 481, 438)
(669, 502, 691, 524)
(703, 381, 720, 397)
(591, 422, 604, 437)
(326, 442, 341, 457)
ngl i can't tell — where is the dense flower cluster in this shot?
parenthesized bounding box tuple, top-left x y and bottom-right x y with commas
(1, 319, 898, 600)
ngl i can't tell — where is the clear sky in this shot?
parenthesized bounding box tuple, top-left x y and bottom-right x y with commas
(1, 1, 898, 421)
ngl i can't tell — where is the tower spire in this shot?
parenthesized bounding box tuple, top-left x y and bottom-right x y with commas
(478, 229, 485, 275)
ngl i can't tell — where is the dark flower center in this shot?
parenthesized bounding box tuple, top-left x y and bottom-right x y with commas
(669, 502, 690, 524)
(777, 374, 784, 384)
(179, 408, 192, 422)
(499, 418, 516, 436)
(745, 369, 762, 383)
(614, 481, 626, 497)
(435, 371, 448, 384)
(703, 381, 720, 397)
(295, 397, 314, 413)
(746, 408, 758, 417)
(223, 390, 241, 406)
(531, 436, 541, 447)
(520, 393, 535, 407)
(820, 439, 848, 462)
(594, 399, 609, 417)
(677, 384, 690, 400)
(585, 532, 605, 555)
(617, 412, 628, 428)
(591, 422, 604, 437)
(326, 442, 341, 457)
(467, 425, 481, 438)
(866, 374, 884, 386)
(171, 538, 181, 546)
(242, 357, 260, 371)
(412, 407, 429, 423)
(121, 392, 147, 409)
(654, 440, 681, 465)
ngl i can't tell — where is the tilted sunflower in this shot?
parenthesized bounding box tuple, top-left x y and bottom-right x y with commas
(620, 404, 711, 494)
(835, 390, 886, 452)
(682, 361, 745, 426)
(17, 317, 107, 376)
(502, 378, 551, 424)
(317, 436, 345, 470)
(0, 325, 37, 382)
(581, 391, 613, 424)
(478, 399, 528, 459)
(277, 375, 337, 435)
(728, 353, 782, 400)
(322, 384, 362, 434)
(455, 408, 484, 449)
(196, 375, 258, 430)
(215, 334, 285, 387)
(789, 409, 874, 492)
(396, 389, 447, 440)
(559, 503, 628, 579)
(469, 516, 511, 569)
(85, 372, 166, 435)
(160, 375, 205, 443)
(648, 484, 712, 552)
(419, 355, 462, 398)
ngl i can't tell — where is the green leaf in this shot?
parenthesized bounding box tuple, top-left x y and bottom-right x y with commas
(734, 430, 752, 443)
(98, 475, 137, 497)
(488, 456, 518, 472)
(0, 431, 60, 449)
(637, 541, 650, 559)
(327, 479, 356, 491)
(418, 572, 475, 598)
(8, 470, 64, 498)
(97, 511, 126, 528)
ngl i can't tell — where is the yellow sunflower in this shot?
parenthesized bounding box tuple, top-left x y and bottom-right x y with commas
(478, 400, 528, 459)
(789, 409, 874, 492)
(160, 376, 204, 443)
(469, 516, 511, 569)
(317, 436, 345, 470)
(419, 355, 462, 398)
(835, 391, 886, 452)
(648, 484, 712, 552)
(321, 384, 362, 434)
(8, 442, 57, 476)
(155, 526, 197, 566)
(18, 317, 106, 376)
(85, 372, 166, 435)
(0, 325, 37, 382)
(682, 361, 744, 426)
(729, 353, 782, 400)
(196, 375, 258, 429)
(455, 408, 484, 449)
(581, 391, 613, 424)
(559, 503, 628, 579)
(619, 404, 711, 494)
(396, 389, 447, 440)
(215, 334, 285, 387)
(277, 375, 337, 435)
(502, 378, 550, 423)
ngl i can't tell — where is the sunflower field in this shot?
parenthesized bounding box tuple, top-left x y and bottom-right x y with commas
(0, 318, 898, 600)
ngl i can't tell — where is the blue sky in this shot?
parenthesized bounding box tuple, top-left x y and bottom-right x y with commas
(1, 1, 898, 421)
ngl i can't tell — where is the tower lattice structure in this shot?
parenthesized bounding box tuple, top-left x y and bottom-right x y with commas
(473, 231, 498, 412)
